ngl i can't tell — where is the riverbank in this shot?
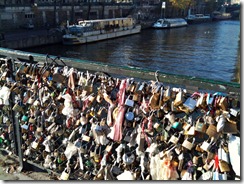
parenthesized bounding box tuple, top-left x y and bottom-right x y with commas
(0, 20, 154, 49)
(0, 28, 63, 50)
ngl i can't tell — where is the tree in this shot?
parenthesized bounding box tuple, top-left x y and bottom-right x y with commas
(169, 0, 195, 10)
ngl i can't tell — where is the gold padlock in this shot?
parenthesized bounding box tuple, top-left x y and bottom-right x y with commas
(219, 160, 230, 172)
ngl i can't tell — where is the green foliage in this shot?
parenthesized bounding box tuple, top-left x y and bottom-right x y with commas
(169, 0, 195, 9)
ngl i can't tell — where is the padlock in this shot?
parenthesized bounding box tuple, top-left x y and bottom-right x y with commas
(31, 138, 39, 150)
(29, 123, 35, 131)
(219, 160, 230, 172)
(53, 67, 66, 83)
(183, 97, 197, 112)
(80, 113, 88, 125)
(168, 133, 181, 144)
(21, 114, 29, 122)
(182, 137, 195, 150)
(149, 86, 161, 109)
(122, 152, 135, 165)
(153, 122, 162, 132)
(174, 145, 181, 155)
(36, 124, 43, 132)
(94, 146, 101, 163)
(138, 133, 145, 152)
(82, 134, 91, 142)
(163, 86, 171, 102)
(12, 101, 23, 112)
(182, 122, 191, 131)
(203, 159, 215, 171)
(29, 116, 36, 124)
(174, 89, 184, 106)
(125, 109, 134, 122)
(206, 93, 214, 106)
(200, 138, 214, 152)
(172, 121, 182, 130)
(125, 95, 134, 107)
(195, 117, 207, 132)
(27, 95, 35, 105)
(111, 162, 123, 175)
(206, 124, 219, 139)
(216, 115, 226, 132)
(196, 93, 206, 108)
(218, 96, 228, 110)
(60, 168, 70, 180)
(22, 133, 27, 140)
(21, 123, 29, 133)
(124, 131, 132, 143)
(83, 171, 92, 180)
(229, 108, 240, 117)
(105, 143, 113, 153)
(164, 112, 175, 124)
(218, 147, 229, 164)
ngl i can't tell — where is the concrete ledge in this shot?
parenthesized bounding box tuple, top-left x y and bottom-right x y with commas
(0, 34, 62, 49)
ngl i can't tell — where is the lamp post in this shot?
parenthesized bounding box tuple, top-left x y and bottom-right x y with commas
(137, 11, 141, 23)
(71, 0, 75, 24)
(161, 1, 166, 19)
(54, 0, 57, 27)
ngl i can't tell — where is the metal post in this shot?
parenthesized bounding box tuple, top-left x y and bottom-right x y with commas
(8, 58, 24, 172)
(13, 109, 24, 172)
(54, 0, 57, 27)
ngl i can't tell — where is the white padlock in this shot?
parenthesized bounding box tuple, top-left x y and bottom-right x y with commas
(60, 168, 70, 180)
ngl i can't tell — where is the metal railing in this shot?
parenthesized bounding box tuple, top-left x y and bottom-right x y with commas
(0, 47, 240, 97)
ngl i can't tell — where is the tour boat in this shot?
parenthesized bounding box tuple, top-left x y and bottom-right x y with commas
(152, 18, 188, 29)
(62, 17, 141, 45)
(185, 14, 212, 24)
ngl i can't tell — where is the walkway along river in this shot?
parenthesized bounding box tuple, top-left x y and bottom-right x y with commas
(23, 20, 240, 83)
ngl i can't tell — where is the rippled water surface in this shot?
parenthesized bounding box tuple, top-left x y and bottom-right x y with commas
(24, 20, 240, 82)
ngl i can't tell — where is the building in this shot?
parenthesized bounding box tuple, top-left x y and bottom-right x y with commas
(0, 0, 180, 31)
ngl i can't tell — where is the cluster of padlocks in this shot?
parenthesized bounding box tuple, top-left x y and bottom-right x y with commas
(0, 56, 240, 180)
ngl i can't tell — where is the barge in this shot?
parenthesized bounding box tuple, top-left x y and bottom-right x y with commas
(62, 17, 141, 45)
(152, 18, 188, 29)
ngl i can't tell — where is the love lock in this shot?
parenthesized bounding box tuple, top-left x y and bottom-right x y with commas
(125, 95, 134, 107)
(122, 152, 135, 165)
(60, 167, 71, 180)
(182, 137, 195, 150)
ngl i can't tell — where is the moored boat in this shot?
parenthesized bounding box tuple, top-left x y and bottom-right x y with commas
(212, 11, 232, 20)
(185, 14, 212, 24)
(62, 17, 141, 45)
(185, 9, 212, 24)
(152, 18, 187, 29)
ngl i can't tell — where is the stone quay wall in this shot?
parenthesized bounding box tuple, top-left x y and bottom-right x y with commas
(0, 34, 62, 49)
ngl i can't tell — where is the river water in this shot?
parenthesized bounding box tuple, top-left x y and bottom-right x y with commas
(24, 20, 240, 83)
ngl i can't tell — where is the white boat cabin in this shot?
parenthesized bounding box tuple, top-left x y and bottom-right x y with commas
(67, 17, 135, 35)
